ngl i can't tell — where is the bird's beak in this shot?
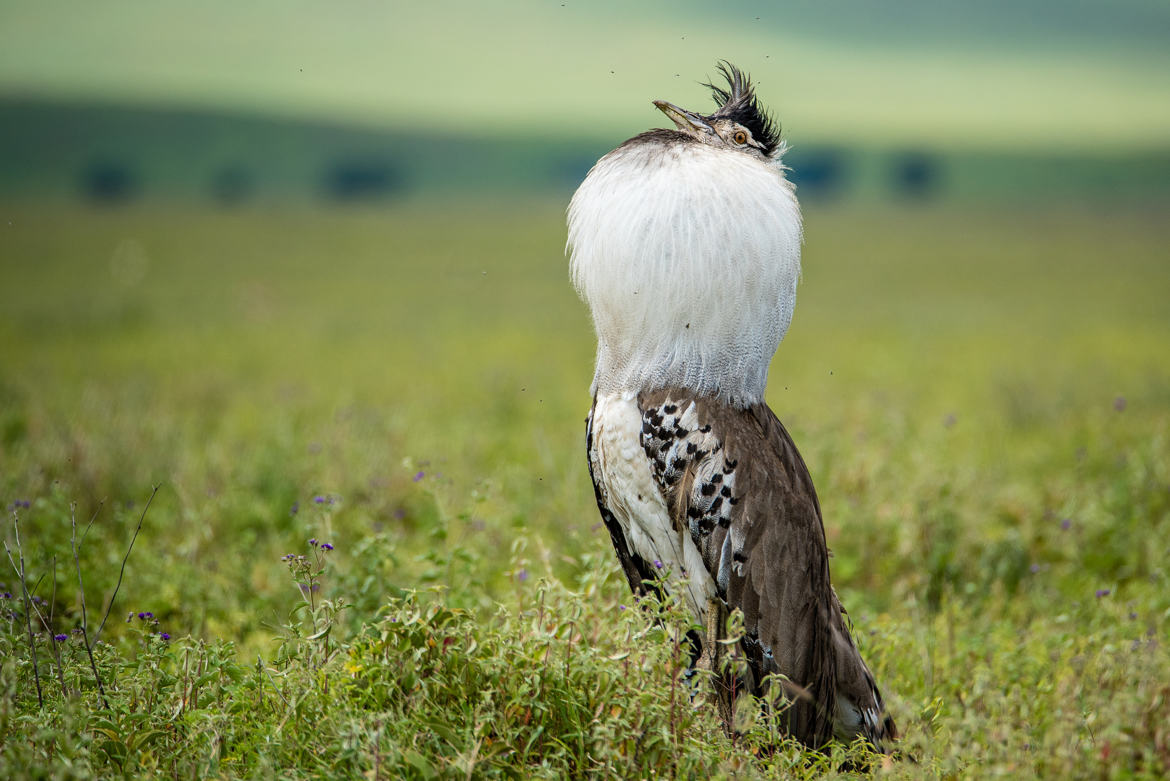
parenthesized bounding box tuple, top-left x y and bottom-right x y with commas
(653, 100, 712, 135)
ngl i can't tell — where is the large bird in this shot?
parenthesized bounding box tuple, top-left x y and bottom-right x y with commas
(567, 62, 896, 751)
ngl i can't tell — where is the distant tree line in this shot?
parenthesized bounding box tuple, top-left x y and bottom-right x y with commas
(81, 158, 408, 205)
(79, 150, 939, 205)
(784, 148, 938, 200)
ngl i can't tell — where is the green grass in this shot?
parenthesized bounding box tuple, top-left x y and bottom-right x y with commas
(1, 201, 1168, 777)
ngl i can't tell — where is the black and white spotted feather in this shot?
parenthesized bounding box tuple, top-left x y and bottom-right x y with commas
(640, 401, 738, 590)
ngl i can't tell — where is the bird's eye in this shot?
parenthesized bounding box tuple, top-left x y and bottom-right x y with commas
(733, 130, 748, 145)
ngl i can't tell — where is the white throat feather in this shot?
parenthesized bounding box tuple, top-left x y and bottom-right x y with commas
(568, 133, 803, 408)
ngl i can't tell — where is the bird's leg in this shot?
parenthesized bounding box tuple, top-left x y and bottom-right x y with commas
(705, 597, 722, 666)
(697, 597, 736, 733)
(694, 598, 719, 671)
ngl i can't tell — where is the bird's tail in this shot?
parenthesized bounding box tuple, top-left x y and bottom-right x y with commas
(828, 591, 898, 753)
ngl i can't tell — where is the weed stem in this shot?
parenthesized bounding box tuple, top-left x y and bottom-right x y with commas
(71, 502, 109, 709)
(95, 484, 159, 641)
(5, 512, 44, 708)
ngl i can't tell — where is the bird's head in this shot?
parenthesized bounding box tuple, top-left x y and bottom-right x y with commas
(653, 61, 782, 161)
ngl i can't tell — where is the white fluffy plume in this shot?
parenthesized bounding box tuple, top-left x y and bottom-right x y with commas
(568, 135, 803, 408)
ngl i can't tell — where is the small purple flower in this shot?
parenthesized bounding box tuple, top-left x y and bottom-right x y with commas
(413, 471, 425, 483)
(1096, 588, 1111, 598)
(137, 612, 147, 619)
(1129, 611, 1138, 620)
(158, 632, 171, 641)
(308, 538, 318, 547)
(1060, 519, 1072, 531)
(653, 559, 663, 569)
(54, 633, 67, 642)
(517, 568, 529, 582)
(1, 592, 11, 599)
(1029, 563, 1041, 574)
(1113, 396, 1127, 412)
(314, 496, 325, 504)
(289, 502, 299, 517)
(320, 542, 333, 551)
(618, 604, 626, 611)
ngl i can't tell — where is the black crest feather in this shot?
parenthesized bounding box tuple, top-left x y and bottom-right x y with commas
(704, 61, 781, 156)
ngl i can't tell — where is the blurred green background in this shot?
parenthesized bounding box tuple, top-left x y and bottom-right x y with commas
(2, 3, 1169, 774)
(3, 0, 1169, 623)
(3, 0, 1169, 627)
(2, 0, 1170, 204)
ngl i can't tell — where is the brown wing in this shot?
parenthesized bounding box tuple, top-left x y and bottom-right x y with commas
(638, 388, 894, 750)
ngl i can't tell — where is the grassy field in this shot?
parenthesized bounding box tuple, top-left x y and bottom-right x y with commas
(1, 200, 1168, 777)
